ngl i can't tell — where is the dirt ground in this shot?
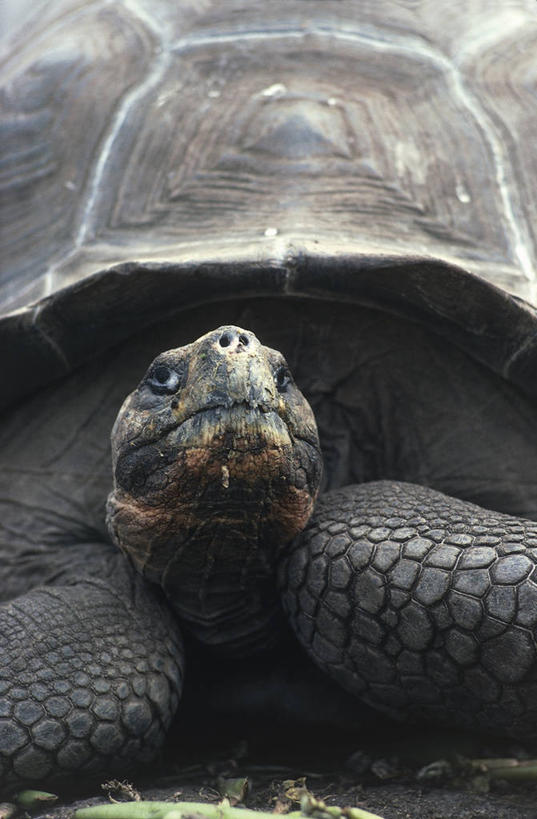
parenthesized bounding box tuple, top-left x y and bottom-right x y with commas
(21, 764, 537, 819)
(20, 722, 537, 819)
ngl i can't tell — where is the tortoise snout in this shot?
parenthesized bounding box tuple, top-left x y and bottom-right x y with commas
(185, 326, 272, 410)
(214, 326, 257, 355)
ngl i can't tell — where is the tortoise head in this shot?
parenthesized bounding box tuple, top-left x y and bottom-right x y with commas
(106, 326, 322, 591)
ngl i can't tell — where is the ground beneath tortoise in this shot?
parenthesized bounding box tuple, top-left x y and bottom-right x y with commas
(23, 768, 537, 819)
(24, 727, 537, 819)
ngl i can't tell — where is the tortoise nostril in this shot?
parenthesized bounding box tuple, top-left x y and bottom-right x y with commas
(218, 330, 250, 349)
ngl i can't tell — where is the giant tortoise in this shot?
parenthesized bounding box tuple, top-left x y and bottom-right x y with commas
(2, 0, 537, 794)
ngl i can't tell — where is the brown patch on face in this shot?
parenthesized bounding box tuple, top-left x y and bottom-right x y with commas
(108, 410, 319, 585)
(271, 484, 319, 542)
(106, 490, 170, 579)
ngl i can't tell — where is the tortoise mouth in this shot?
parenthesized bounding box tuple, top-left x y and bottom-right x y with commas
(122, 401, 291, 455)
(113, 401, 319, 500)
(122, 399, 319, 460)
(166, 404, 296, 481)
(171, 402, 316, 454)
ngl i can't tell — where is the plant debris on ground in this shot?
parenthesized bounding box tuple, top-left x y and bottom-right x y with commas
(5, 738, 537, 819)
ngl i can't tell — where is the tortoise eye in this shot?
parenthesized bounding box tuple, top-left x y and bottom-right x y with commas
(147, 364, 181, 395)
(274, 365, 291, 393)
(154, 365, 172, 384)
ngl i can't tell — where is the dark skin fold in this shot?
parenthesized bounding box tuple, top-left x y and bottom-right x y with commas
(107, 325, 322, 652)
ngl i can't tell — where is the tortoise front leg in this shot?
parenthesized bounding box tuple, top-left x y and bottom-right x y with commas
(0, 558, 183, 790)
(280, 480, 537, 736)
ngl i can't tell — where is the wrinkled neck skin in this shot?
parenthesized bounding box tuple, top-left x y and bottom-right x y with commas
(106, 327, 322, 656)
(132, 477, 291, 655)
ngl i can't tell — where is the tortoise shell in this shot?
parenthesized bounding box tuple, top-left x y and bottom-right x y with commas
(1, 0, 537, 409)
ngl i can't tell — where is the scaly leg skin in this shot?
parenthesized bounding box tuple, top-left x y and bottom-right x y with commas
(280, 481, 537, 736)
(0, 557, 183, 791)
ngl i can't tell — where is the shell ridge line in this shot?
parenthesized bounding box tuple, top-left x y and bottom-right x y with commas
(502, 329, 537, 379)
(170, 24, 435, 57)
(443, 61, 535, 293)
(29, 301, 71, 371)
(72, 0, 169, 249)
(283, 244, 301, 295)
(120, 0, 170, 41)
(45, 2, 170, 284)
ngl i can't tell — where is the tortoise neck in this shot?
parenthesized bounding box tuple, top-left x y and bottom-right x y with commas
(159, 515, 285, 656)
(107, 482, 298, 656)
